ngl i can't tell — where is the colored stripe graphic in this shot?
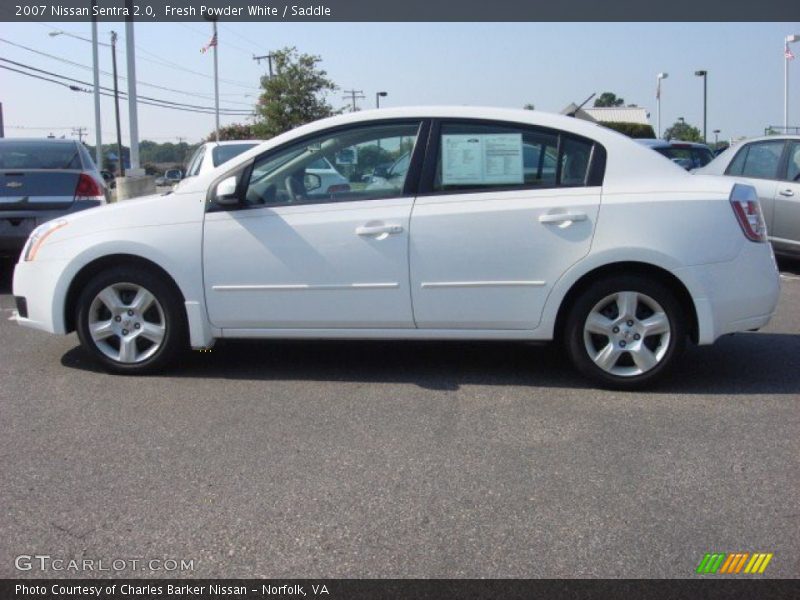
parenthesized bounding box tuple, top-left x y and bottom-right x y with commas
(697, 552, 774, 574)
(744, 553, 774, 574)
(697, 553, 726, 574)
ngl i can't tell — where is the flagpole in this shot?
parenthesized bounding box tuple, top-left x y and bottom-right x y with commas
(786, 38, 790, 132)
(213, 20, 220, 142)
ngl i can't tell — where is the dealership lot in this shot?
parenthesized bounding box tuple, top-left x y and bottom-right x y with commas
(0, 260, 798, 578)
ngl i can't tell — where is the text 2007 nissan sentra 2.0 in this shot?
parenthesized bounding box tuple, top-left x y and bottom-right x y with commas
(12, 107, 780, 389)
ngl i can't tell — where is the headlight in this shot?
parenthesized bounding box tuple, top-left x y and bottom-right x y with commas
(23, 219, 68, 262)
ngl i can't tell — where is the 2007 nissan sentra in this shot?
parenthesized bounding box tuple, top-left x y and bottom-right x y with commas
(12, 107, 780, 389)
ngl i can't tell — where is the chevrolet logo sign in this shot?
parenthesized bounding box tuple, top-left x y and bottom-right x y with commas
(6, 181, 23, 188)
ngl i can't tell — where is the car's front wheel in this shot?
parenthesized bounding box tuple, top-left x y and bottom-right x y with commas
(564, 275, 687, 389)
(75, 267, 186, 374)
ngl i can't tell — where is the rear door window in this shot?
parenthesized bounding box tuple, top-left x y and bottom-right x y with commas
(432, 121, 598, 193)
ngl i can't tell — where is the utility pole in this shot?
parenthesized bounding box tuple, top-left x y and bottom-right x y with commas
(253, 53, 276, 78)
(72, 127, 88, 143)
(110, 31, 125, 177)
(342, 89, 365, 112)
(124, 1, 141, 174)
(91, 0, 102, 168)
(0, 102, 4, 138)
(176, 136, 187, 164)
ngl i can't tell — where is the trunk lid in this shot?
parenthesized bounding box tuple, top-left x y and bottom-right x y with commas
(0, 170, 80, 210)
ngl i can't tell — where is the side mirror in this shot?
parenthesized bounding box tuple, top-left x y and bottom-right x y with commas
(214, 175, 240, 205)
(304, 173, 322, 192)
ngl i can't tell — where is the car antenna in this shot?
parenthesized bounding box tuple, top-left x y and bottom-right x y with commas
(567, 93, 596, 118)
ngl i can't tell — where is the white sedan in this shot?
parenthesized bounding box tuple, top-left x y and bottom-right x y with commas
(13, 107, 780, 389)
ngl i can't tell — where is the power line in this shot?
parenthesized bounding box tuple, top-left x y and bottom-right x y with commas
(0, 36, 260, 100)
(0, 57, 255, 115)
(0, 64, 255, 117)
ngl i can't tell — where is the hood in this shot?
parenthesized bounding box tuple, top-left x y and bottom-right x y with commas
(48, 192, 202, 244)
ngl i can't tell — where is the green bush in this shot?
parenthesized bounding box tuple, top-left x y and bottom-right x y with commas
(601, 122, 656, 139)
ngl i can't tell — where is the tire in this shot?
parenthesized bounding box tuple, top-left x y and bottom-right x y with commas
(564, 275, 687, 390)
(75, 266, 187, 374)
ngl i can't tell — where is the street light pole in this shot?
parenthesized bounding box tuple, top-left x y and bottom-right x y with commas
(657, 73, 668, 139)
(376, 91, 387, 108)
(110, 31, 124, 177)
(695, 70, 707, 143)
(785, 34, 800, 132)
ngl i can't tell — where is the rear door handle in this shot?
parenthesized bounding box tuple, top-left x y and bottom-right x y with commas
(778, 188, 794, 197)
(356, 223, 404, 236)
(538, 211, 588, 224)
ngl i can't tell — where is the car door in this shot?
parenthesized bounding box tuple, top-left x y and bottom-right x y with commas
(202, 120, 426, 330)
(771, 140, 800, 253)
(724, 139, 785, 233)
(409, 119, 604, 330)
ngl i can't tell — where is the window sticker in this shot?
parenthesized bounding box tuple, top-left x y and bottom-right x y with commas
(442, 133, 524, 185)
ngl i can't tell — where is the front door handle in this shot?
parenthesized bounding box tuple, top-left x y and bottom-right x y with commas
(538, 211, 588, 224)
(778, 188, 794, 197)
(356, 223, 404, 236)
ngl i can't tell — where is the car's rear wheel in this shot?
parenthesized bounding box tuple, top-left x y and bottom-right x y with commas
(75, 267, 186, 374)
(564, 275, 686, 389)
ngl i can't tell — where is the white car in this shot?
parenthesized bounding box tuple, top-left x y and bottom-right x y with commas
(13, 107, 780, 388)
(181, 140, 264, 181)
(694, 135, 800, 258)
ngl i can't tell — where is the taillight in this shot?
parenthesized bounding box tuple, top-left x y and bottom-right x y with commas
(326, 183, 350, 194)
(75, 173, 103, 200)
(729, 184, 767, 242)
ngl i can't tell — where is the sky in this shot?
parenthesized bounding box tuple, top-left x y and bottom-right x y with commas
(1, 21, 799, 145)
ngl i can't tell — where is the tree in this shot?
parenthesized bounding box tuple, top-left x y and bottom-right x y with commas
(663, 120, 703, 142)
(523, 103, 535, 110)
(253, 47, 339, 140)
(594, 92, 625, 107)
(207, 122, 257, 142)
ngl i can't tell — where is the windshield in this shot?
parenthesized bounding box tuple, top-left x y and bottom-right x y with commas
(0, 141, 82, 170)
(211, 143, 259, 167)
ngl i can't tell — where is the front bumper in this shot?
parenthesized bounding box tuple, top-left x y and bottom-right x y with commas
(12, 257, 71, 335)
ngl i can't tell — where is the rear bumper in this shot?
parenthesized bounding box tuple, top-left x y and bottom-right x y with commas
(678, 241, 780, 344)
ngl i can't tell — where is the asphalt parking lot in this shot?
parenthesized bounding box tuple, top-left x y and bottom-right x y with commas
(0, 258, 798, 579)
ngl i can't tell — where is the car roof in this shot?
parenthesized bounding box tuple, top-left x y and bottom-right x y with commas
(636, 138, 711, 150)
(727, 134, 800, 144)
(0, 137, 79, 145)
(176, 106, 730, 195)
(203, 140, 264, 147)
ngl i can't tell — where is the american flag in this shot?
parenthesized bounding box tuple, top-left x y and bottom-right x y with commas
(201, 33, 217, 54)
(786, 42, 795, 61)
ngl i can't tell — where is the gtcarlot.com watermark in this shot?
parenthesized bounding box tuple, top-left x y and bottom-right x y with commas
(15, 554, 195, 573)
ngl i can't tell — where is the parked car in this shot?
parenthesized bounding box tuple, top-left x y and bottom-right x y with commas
(179, 140, 264, 184)
(1, 138, 107, 260)
(13, 108, 779, 389)
(694, 135, 800, 258)
(155, 168, 183, 187)
(637, 139, 715, 170)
